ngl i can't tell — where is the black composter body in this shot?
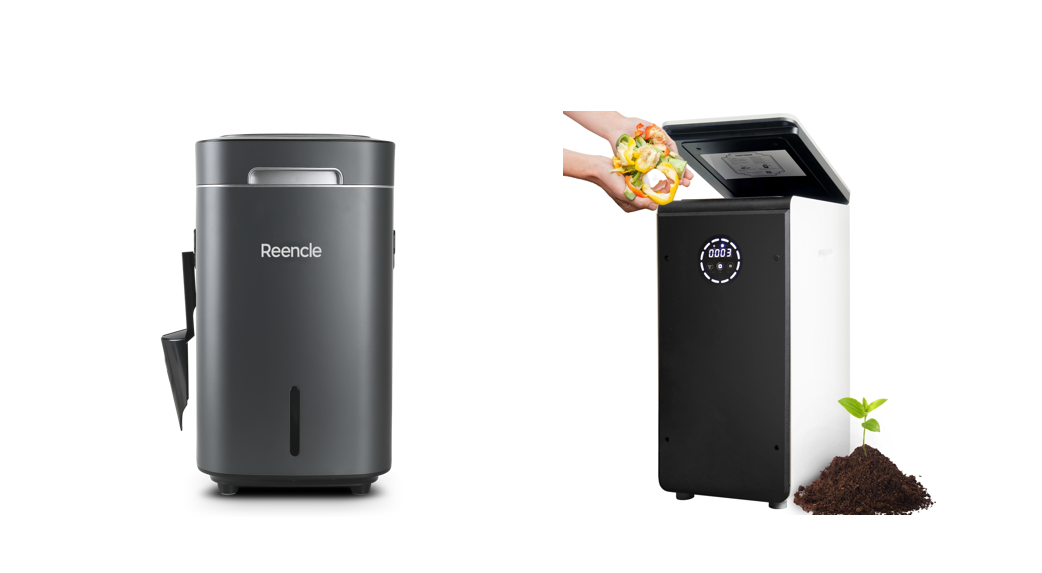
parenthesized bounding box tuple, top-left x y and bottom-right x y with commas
(657, 116, 850, 509)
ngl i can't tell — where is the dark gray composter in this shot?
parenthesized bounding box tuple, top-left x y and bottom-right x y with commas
(162, 134, 395, 495)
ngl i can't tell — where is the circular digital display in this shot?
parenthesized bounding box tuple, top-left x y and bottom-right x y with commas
(700, 236, 741, 283)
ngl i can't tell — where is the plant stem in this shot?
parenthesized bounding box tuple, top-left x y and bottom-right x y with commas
(862, 415, 867, 457)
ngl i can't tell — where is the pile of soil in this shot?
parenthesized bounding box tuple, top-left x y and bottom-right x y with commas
(793, 445, 933, 515)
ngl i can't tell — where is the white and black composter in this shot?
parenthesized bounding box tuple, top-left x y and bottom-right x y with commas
(162, 134, 395, 495)
(657, 116, 849, 509)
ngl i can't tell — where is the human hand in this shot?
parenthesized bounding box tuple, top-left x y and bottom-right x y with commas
(588, 155, 659, 213)
(564, 111, 696, 189)
(563, 149, 658, 213)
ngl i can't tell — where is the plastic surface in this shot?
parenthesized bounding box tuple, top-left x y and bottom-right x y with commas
(658, 199, 791, 504)
(172, 133, 395, 487)
(788, 196, 850, 502)
(196, 134, 395, 186)
(247, 168, 342, 185)
(161, 331, 190, 430)
(663, 116, 849, 204)
(220, 134, 372, 140)
(160, 251, 196, 430)
(657, 196, 850, 508)
(195, 185, 393, 478)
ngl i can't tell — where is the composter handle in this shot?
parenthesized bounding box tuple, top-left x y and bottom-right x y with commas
(161, 251, 196, 430)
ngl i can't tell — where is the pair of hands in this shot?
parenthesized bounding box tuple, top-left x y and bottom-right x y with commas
(564, 112, 696, 213)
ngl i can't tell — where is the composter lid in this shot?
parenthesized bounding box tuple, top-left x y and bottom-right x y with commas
(662, 115, 848, 204)
(196, 133, 395, 186)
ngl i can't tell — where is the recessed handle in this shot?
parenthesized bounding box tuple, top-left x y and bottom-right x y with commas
(248, 168, 343, 185)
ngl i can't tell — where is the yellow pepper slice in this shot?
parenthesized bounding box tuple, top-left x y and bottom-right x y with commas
(616, 134, 636, 165)
(642, 164, 680, 205)
(634, 146, 661, 173)
(609, 156, 629, 173)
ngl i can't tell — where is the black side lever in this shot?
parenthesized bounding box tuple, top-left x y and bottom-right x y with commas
(161, 252, 196, 430)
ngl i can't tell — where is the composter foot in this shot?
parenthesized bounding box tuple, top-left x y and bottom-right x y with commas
(676, 492, 695, 501)
(769, 500, 786, 509)
(217, 483, 239, 496)
(349, 483, 371, 495)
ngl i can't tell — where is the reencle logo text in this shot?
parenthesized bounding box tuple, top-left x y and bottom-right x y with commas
(261, 243, 322, 258)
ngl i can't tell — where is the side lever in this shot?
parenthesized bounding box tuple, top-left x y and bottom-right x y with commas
(161, 252, 196, 430)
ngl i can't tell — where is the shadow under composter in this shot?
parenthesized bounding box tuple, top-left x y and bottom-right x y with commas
(203, 485, 383, 500)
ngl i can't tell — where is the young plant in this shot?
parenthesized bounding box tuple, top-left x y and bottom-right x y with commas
(838, 397, 887, 457)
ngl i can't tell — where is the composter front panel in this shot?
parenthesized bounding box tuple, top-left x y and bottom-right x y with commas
(195, 185, 392, 477)
(658, 206, 789, 503)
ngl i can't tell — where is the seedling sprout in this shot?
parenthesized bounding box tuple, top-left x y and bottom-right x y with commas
(838, 397, 886, 457)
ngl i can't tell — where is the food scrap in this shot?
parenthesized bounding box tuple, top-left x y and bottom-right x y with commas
(611, 123, 688, 205)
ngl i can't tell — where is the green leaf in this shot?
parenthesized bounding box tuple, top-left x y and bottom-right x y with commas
(866, 398, 887, 413)
(862, 397, 869, 410)
(862, 418, 880, 432)
(838, 398, 865, 419)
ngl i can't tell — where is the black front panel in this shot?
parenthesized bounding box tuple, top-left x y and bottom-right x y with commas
(658, 201, 789, 503)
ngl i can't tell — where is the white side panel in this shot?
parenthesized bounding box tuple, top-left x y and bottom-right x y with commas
(788, 196, 850, 508)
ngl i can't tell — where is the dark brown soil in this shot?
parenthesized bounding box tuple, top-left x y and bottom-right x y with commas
(793, 445, 933, 515)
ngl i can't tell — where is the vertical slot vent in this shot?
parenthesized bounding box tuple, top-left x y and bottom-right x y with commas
(290, 386, 300, 457)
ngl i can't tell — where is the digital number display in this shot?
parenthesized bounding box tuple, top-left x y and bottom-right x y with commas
(700, 236, 741, 284)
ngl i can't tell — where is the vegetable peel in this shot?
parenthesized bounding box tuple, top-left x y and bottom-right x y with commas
(610, 123, 687, 206)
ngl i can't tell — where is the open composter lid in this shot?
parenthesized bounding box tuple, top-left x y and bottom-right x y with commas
(663, 115, 849, 204)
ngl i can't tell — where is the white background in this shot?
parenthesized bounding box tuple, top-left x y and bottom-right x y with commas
(3, 1, 1039, 570)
